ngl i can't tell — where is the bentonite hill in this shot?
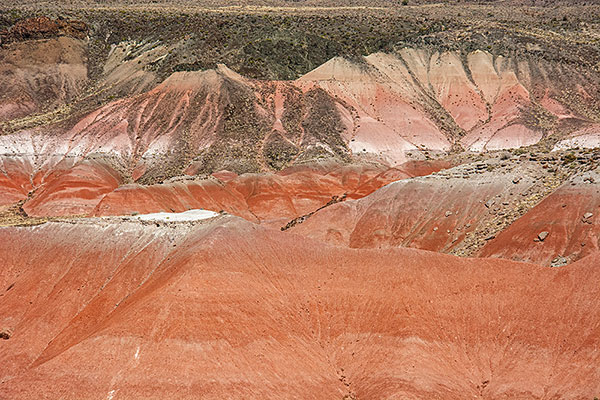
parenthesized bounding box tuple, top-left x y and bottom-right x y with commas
(1, 0, 600, 399)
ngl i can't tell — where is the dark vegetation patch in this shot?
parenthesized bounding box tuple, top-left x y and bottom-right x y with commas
(1, 4, 598, 82)
(183, 79, 271, 176)
(263, 133, 299, 169)
(300, 88, 350, 161)
(281, 86, 307, 142)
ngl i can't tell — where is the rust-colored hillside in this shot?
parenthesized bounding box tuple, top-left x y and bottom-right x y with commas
(1, 4, 600, 398)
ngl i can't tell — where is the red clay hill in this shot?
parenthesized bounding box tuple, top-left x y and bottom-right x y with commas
(1, 217, 599, 399)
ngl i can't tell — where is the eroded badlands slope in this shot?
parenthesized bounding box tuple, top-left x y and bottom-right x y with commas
(480, 165, 600, 265)
(0, 8, 599, 400)
(1, 17, 600, 181)
(2, 26, 600, 220)
(288, 156, 552, 251)
(287, 150, 599, 263)
(0, 14, 599, 224)
(0, 158, 448, 225)
(1, 217, 599, 399)
(3, 46, 600, 171)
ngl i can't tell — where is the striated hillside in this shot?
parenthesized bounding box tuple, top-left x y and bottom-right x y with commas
(287, 149, 599, 263)
(1, 44, 599, 210)
(1, 217, 599, 399)
(2, 44, 600, 167)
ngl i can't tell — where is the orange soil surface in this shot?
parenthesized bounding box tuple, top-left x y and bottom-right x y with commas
(0, 218, 598, 399)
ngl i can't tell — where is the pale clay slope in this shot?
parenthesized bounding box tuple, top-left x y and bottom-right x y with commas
(1, 47, 598, 175)
(298, 49, 549, 155)
(553, 124, 600, 150)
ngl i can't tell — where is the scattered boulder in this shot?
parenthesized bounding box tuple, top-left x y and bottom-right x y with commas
(0, 328, 12, 340)
(445, 211, 452, 217)
(550, 256, 568, 268)
(485, 199, 495, 209)
(536, 231, 549, 242)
